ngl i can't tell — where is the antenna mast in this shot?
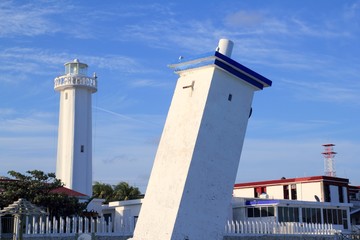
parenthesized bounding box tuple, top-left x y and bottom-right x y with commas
(322, 144, 337, 177)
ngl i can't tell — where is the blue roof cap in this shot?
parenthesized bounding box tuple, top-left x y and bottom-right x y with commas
(169, 51, 272, 90)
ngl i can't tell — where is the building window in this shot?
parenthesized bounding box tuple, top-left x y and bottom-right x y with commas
(247, 206, 274, 218)
(324, 184, 331, 202)
(278, 207, 299, 223)
(81, 145, 84, 152)
(323, 208, 347, 226)
(302, 208, 321, 224)
(228, 94, 232, 101)
(134, 216, 138, 228)
(261, 207, 274, 217)
(254, 186, 266, 198)
(291, 184, 297, 200)
(338, 186, 344, 203)
(65, 92, 68, 100)
(247, 207, 260, 218)
(283, 185, 289, 199)
(103, 213, 111, 225)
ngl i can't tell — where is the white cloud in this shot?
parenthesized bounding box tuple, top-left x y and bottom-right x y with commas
(280, 79, 360, 104)
(0, 47, 144, 84)
(0, 109, 57, 134)
(0, 108, 16, 115)
(129, 79, 170, 88)
(224, 11, 264, 28)
(0, 0, 62, 37)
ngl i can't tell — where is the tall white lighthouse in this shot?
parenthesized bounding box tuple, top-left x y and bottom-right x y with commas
(132, 39, 272, 240)
(54, 59, 97, 196)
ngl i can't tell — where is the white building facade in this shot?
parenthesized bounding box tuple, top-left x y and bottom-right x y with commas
(54, 59, 97, 196)
(232, 176, 352, 232)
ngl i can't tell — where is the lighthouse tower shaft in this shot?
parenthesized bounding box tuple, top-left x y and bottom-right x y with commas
(133, 40, 272, 240)
(54, 60, 97, 196)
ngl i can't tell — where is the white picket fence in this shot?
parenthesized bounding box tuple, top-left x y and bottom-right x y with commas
(19, 217, 339, 237)
(225, 220, 338, 236)
(23, 216, 133, 237)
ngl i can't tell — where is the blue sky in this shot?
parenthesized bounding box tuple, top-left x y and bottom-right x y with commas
(1, 0, 360, 192)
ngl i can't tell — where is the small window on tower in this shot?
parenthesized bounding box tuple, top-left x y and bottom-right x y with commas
(81, 145, 84, 153)
(65, 92, 68, 100)
(228, 94, 232, 101)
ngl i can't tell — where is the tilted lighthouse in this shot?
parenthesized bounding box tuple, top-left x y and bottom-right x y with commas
(54, 59, 97, 196)
(132, 39, 272, 240)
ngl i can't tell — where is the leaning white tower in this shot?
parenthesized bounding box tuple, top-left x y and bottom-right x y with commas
(132, 39, 272, 240)
(54, 59, 97, 196)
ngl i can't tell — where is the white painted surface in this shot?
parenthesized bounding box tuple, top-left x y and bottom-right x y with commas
(234, 182, 324, 202)
(233, 188, 254, 198)
(217, 39, 234, 57)
(268, 185, 284, 199)
(298, 182, 322, 201)
(133, 57, 260, 239)
(55, 61, 96, 196)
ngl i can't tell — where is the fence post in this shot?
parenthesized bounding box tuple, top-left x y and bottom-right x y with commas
(109, 218, 113, 232)
(91, 217, 95, 233)
(102, 217, 106, 233)
(225, 221, 229, 234)
(74, 216, 78, 234)
(59, 216, 63, 234)
(48, 216, 52, 234)
(80, 217, 84, 233)
(24, 216, 28, 234)
(97, 217, 101, 233)
(39, 216, 43, 234)
(85, 217, 89, 233)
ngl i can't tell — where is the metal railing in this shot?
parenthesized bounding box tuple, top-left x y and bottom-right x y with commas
(225, 220, 338, 236)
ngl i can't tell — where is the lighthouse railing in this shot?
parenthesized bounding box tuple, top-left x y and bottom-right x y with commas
(54, 75, 97, 91)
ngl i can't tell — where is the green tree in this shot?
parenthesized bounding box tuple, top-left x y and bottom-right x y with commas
(92, 181, 142, 203)
(112, 182, 141, 201)
(92, 181, 114, 203)
(0, 170, 86, 217)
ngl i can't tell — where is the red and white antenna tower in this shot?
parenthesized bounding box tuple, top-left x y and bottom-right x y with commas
(322, 144, 337, 177)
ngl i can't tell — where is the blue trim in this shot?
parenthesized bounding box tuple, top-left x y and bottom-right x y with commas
(214, 59, 263, 90)
(169, 51, 272, 90)
(215, 51, 272, 87)
(246, 200, 280, 205)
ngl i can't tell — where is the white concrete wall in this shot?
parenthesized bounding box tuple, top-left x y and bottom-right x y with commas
(133, 64, 257, 240)
(296, 182, 322, 202)
(267, 185, 284, 199)
(233, 182, 325, 202)
(56, 87, 93, 196)
(233, 188, 254, 198)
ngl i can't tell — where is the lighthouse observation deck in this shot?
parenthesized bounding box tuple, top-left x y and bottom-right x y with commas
(54, 74, 97, 92)
(54, 59, 97, 92)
